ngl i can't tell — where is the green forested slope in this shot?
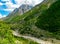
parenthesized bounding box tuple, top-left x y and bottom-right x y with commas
(0, 21, 38, 44)
(36, 0, 60, 39)
(5, 0, 56, 23)
(36, 0, 60, 32)
(3, 0, 60, 42)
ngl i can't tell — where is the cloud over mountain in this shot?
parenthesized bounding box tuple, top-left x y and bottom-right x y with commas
(0, 0, 43, 18)
(0, 13, 6, 18)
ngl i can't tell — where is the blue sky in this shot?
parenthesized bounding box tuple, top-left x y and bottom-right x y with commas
(0, 0, 43, 18)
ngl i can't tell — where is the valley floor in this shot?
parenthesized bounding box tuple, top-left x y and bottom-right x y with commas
(13, 31, 55, 44)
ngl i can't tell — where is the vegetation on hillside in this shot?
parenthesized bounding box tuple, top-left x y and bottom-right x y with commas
(7, 0, 60, 40)
(36, 0, 60, 39)
(1, 0, 60, 44)
(0, 21, 38, 44)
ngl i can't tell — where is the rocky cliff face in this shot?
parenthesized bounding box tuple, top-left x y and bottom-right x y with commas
(4, 4, 33, 20)
(18, 4, 33, 14)
(8, 4, 33, 16)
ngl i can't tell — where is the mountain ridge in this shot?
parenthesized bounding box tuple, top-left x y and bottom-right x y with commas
(5, 0, 60, 39)
(0, 0, 60, 44)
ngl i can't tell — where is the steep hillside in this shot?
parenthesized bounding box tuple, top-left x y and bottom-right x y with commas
(36, 0, 60, 39)
(4, 0, 60, 42)
(0, 20, 38, 44)
(5, 0, 56, 22)
(5, 4, 33, 21)
(4, 0, 60, 39)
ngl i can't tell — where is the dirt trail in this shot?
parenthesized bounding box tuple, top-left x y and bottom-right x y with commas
(13, 31, 53, 44)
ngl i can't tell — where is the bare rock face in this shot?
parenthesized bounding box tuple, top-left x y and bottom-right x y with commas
(18, 4, 33, 14)
(4, 4, 33, 20)
(8, 4, 33, 16)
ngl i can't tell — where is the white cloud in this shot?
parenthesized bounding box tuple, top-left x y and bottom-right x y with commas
(34, 0, 43, 5)
(2, 0, 43, 11)
(0, 0, 44, 18)
(3, 9, 14, 11)
(0, 14, 6, 18)
(4, 0, 20, 12)
(0, 0, 43, 17)
(0, 2, 3, 5)
(15, 0, 43, 6)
